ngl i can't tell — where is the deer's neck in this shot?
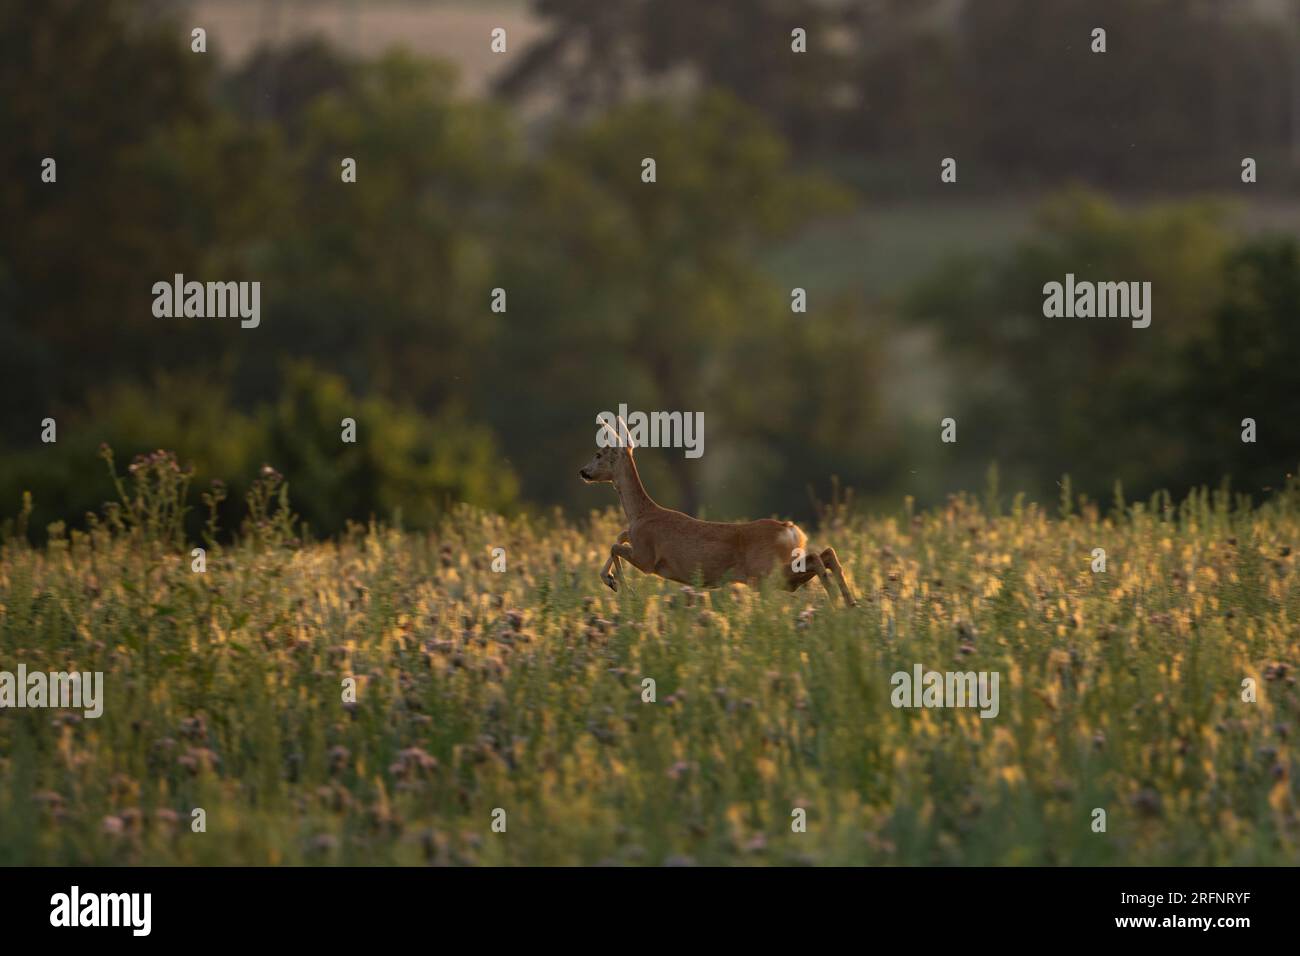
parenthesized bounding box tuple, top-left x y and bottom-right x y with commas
(614, 457, 656, 522)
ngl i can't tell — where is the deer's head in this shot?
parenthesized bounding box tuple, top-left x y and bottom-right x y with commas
(579, 417, 635, 483)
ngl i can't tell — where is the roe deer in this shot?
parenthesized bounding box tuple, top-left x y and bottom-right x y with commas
(578, 419, 857, 606)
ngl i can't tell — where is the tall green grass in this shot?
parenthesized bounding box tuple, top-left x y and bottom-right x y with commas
(0, 454, 1296, 864)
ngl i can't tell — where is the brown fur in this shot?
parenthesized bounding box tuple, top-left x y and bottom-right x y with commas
(579, 426, 857, 606)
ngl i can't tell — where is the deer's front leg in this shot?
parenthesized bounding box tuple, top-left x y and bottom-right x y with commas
(601, 530, 631, 591)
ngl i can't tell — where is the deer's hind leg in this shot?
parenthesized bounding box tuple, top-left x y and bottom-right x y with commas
(784, 550, 835, 600)
(819, 547, 857, 607)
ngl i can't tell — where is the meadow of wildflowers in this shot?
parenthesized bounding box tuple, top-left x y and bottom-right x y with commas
(0, 452, 1296, 865)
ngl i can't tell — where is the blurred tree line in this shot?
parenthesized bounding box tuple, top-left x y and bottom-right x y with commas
(904, 189, 1300, 503)
(504, 0, 1300, 192)
(1, 0, 1298, 541)
(0, 0, 894, 537)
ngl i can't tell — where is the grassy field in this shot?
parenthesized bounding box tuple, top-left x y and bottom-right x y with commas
(0, 455, 1297, 865)
(763, 195, 1300, 304)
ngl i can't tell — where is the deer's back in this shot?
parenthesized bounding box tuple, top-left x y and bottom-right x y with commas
(633, 510, 806, 583)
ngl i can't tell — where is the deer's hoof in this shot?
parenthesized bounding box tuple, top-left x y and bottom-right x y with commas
(602, 574, 618, 592)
